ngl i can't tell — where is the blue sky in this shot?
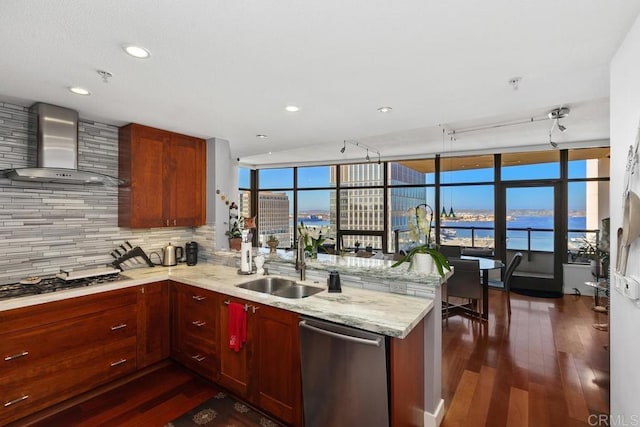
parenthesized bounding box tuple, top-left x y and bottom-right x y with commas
(244, 160, 591, 212)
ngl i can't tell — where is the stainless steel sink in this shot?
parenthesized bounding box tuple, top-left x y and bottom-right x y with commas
(236, 277, 323, 299)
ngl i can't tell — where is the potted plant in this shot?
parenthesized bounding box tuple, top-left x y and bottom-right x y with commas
(391, 203, 451, 277)
(298, 222, 326, 259)
(266, 235, 279, 254)
(354, 241, 361, 252)
(577, 238, 610, 280)
(226, 216, 243, 251)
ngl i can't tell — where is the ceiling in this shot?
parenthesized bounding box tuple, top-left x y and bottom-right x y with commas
(0, 1, 637, 168)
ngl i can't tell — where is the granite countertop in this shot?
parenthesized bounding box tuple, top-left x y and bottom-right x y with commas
(0, 263, 433, 339)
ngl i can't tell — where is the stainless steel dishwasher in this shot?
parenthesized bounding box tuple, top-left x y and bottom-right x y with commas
(299, 316, 389, 427)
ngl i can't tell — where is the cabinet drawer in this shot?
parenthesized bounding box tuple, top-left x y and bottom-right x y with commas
(1, 304, 137, 376)
(0, 287, 138, 332)
(172, 340, 217, 381)
(0, 337, 136, 426)
(180, 288, 216, 318)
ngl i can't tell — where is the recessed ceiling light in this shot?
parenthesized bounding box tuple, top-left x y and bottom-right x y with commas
(123, 45, 151, 59)
(285, 105, 299, 112)
(377, 106, 392, 113)
(69, 87, 90, 96)
(256, 134, 268, 139)
(268, 152, 272, 155)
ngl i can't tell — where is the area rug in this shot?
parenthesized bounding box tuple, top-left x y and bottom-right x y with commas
(165, 391, 284, 427)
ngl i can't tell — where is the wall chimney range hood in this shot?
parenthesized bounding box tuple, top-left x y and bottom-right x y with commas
(2, 103, 122, 185)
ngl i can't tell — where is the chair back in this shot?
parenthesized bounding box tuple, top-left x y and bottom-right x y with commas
(503, 252, 523, 292)
(447, 258, 482, 300)
(439, 245, 462, 259)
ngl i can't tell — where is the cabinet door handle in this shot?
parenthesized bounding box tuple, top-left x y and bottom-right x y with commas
(192, 320, 206, 327)
(191, 354, 206, 362)
(166, 219, 169, 226)
(110, 358, 127, 367)
(4, 351, 29, 361)
(192, 295, 206, 301)
(111, 323, 127, 331)
(4, 395, 29, 407)
(173, 219, 177, 226)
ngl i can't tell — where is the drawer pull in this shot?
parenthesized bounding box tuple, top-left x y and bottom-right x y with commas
(4, 395, 29, 407)
(111, 323, 127, 331)
(191, 354, 206, 362)
(4, 351, 29, 361)
(192, 295, 207, 301)
(110, 358, 127, 367)
(192, 320, 206, 327)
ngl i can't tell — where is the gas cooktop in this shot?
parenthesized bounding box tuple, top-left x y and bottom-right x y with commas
(0, 270, 127, 301)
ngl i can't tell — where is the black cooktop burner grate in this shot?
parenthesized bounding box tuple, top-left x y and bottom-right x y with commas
(0, 273, 125, 301)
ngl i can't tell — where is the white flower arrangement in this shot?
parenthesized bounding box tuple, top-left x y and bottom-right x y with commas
(392, 203, 450, 277)
(297, 222, 327, 254)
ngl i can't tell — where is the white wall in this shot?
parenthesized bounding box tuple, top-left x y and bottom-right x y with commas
(206, 137, 239, 250)
(610, 13, 640, 418)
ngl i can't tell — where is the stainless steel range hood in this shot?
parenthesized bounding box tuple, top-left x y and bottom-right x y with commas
(2, 103, 122, 185)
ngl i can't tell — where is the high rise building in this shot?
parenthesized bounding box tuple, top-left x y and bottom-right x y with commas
(330, 163, 426, 251)
(257, 191, 290, 247)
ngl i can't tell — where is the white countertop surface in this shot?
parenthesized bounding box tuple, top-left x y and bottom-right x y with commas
(0, 264, 433, 338)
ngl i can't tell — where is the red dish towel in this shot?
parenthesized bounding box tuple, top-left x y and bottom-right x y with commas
(228, 302, 247, 352)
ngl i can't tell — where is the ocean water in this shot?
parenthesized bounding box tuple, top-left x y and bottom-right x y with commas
(295, 216, 589, 252)
(441, 216, 588, 252)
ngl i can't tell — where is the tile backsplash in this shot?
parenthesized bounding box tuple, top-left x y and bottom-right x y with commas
(0, 102, 214, 285)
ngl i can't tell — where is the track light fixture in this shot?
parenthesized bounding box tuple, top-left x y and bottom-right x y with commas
(448, 106, 570, 138)
(340, 140, 381, 163)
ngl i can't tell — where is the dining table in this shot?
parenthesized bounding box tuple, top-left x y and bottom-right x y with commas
(460, 255, 505, 320)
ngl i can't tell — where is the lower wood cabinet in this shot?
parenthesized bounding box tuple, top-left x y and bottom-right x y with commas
(218, 295, 302, 427)
(137, 281, 171, 368)
(170, 282, 219, 381)
(0, 287, 139, 426)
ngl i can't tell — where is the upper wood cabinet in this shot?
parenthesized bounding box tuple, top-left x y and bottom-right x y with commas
(118, 123, 206, 228)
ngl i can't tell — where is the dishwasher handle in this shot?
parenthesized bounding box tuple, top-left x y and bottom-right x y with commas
(299, 320, 382, 347)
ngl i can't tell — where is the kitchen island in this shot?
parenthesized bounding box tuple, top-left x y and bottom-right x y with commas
(0, 262, 445, 426)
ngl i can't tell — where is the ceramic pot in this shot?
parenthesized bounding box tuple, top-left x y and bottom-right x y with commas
(411, 253, 434, 274)
(229, 237, 242, 251)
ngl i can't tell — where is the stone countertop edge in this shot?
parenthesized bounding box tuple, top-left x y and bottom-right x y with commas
(0, 264, 433, 339)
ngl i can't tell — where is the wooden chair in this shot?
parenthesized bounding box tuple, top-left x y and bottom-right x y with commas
(444, 258, 482, 320)
(503, 252, 523, 318)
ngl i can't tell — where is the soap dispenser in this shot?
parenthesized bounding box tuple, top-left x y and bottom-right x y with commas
(328, 270, 341, 293)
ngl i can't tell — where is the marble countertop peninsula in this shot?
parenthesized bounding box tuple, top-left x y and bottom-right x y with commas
(0, 263, 433, 339)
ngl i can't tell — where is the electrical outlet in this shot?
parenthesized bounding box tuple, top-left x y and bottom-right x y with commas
(613, 272, 624, 293)
(623, 276, 640, 300)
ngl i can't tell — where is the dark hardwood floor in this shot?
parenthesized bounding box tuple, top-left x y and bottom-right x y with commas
(441, 288, 610, 427)
(20, 289, 609, 427)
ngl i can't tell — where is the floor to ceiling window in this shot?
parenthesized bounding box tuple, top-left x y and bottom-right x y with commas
(242, 147, 609, 272)
(439, 154, 495, 249)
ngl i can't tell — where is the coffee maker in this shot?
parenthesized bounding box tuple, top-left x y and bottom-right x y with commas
(185, 241, 198, 266)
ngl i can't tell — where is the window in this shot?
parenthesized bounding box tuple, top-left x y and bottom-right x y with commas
(501, 151, 560, 180)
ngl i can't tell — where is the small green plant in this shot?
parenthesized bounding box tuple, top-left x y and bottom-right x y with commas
(225, 217, 243, 239)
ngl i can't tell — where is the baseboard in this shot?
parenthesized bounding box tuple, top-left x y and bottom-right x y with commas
(424, 398, 445, 427)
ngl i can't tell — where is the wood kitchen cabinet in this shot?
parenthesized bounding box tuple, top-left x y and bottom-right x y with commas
(218, 295, 302, 427)
(170, 282, 219, 381)
(137, 281, 170, 368)
(118, 123, 206, 228)
(0, 288, 139, 426)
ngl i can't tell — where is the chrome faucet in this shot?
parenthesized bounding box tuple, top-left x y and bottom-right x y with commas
(296, 235, 306, 281)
